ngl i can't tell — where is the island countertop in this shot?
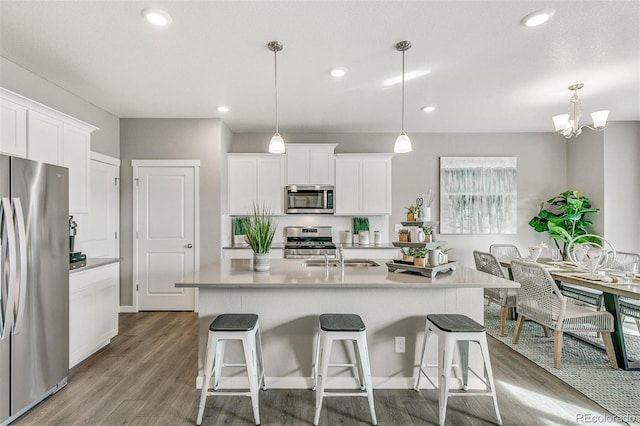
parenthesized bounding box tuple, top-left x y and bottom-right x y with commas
(176, 258, 517, 289)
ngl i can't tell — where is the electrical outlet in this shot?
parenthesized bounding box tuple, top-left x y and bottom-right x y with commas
(395, 336, 405, 353)
(394, 223, 402, 233)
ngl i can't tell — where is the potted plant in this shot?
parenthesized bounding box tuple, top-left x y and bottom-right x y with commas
(398, 228, 410, 242)
(528, 190, 599, 259)
(245, 202, 277, 272)
(413, 248, 428, 267)
(405, 204, 419, 221)
(402, 247, 415, 262)
(422, 226, 433, 243)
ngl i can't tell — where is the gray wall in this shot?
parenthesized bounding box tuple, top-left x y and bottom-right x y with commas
(120, 118, 225, 307)
(0, 56, 120, 157)
(604, 122, 640, 252)
(230, 132, 568, 266)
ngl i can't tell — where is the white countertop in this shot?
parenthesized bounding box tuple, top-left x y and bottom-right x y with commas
(177, 258, 517, 289)
(69, 257, 121, 274)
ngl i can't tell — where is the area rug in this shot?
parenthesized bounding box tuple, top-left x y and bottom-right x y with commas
(485, 304, 640, 426)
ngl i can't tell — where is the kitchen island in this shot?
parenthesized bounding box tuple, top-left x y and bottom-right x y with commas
(176, 258, 517, 390)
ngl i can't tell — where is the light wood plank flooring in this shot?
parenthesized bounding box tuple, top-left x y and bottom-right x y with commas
(15, 312, 616, 425)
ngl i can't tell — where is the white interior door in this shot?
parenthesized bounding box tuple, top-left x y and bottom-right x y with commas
(133, 160, 199, 311)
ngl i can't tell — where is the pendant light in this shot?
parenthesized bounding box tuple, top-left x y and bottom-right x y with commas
(394, 41, 412, 153)
(268, 41, 285, 154)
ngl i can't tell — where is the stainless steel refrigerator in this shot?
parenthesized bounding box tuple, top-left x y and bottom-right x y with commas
(1, 154, 69, 425)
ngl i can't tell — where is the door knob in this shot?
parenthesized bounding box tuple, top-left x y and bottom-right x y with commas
(185, 243, 193, 248)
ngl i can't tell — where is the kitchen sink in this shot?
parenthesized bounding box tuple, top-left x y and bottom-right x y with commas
(300, 258, 380, 268)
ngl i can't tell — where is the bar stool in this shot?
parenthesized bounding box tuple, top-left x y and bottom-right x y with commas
(196, 313, 266, 426)
(312, 313, 377, 426)
(414, 314, 502, 426)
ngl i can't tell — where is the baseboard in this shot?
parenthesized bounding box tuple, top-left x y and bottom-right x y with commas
(119, 305, 137, 313)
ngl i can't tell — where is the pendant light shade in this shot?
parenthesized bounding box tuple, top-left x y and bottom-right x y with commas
(269, 133, 285, 154)
(394, 41, 412, 153)
(394, 132, 412, 153)
(267, 41, 285, 154)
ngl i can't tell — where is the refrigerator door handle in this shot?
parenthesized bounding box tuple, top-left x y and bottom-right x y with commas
(1, 197, 17, 340)
(12, 197, 28, 335)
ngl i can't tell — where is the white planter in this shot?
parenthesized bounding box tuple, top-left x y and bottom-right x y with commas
(253, 253, 271, 272)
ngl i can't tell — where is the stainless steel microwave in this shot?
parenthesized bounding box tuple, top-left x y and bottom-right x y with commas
(285, 185, 335, 214)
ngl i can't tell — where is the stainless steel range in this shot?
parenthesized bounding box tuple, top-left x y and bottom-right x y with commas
(284, 226, 336, 259)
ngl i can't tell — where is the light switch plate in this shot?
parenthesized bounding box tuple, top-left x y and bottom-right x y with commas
(395, 336, 405, 353)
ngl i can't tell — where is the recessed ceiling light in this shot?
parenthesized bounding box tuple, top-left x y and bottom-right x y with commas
(421, 105, 437, 113)
(217, 106, 229, 113)
(520, 8, 555, 27)
(330, 68, 347, 78)
(142, 8, 172, 26)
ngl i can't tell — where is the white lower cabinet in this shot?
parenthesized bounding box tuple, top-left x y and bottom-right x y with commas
(69, 262, 119, 368)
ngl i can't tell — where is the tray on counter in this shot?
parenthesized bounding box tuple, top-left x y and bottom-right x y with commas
(386, 260, 457, 278)
(401, 221, 439, 227)
(392, 241, 447, 249)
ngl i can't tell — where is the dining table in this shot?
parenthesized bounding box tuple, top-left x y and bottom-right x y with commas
(500, 257, 640, 371)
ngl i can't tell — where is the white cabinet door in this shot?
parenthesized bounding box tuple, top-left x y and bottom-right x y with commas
(257, 157, 285, 214)
(0, 97, 27, 157)
(285, 147, 308, 184)
(285, 144, 336, 185)
(228, 155, 284, 215)
(335, 157, 362, 214)
(309, 147, 335, 184)
(27, 109, 63, 166)
(335, 154, 393, 215)
(75, 155, 119, 258)
(63, 124, 91, 213)
(362, 157, 392, 214)
(228, 157, 258, 215)
(69, 263, 119, 368)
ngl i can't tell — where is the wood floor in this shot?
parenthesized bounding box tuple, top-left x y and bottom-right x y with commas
(16, 312, 616, 425)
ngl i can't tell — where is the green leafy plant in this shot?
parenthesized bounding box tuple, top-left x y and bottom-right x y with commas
(405, 204, 419, 215)
(441, 247, 454, 254)
(528, 190, 600, 259)
(353, 217, 370, 234)
(398, 229, 410, 235)
(422, 226, 432, 235)
(234, 217, 250, 235)
(245, 202, 277, 254)
(413, 248, 428, 258)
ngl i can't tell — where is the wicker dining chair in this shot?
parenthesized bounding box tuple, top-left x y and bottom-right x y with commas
(474, 250, 517, 337)
(489, 244, 522, 261)
(510, 260, 618, 369)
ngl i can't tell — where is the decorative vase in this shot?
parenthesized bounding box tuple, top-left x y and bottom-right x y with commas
(423, 207, 432, 221)
(403, 254, 413, 262)
(399, 233, 409, 242)
(424, 234, 432, 243)
(253, 253, 270, 272)
(407, 213, 415, 222)
(414, 257, 426, 267)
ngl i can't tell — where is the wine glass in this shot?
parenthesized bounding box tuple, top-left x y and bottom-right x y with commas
(551, 248, 562, 264)
(585, 249, 603, 278)
(624, 262, 638, 283)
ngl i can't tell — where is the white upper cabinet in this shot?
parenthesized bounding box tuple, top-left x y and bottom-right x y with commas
(1, 88, 98, 214)
(228, 154, 285, 215)
(0, 96, 27, 157)
(63, 124, 91, 213)
(335, 154, 393, 215)
(286, 143, 337, 185)
(27, 109, 64, 166)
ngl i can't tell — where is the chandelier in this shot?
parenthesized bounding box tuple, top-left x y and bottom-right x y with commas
(394, 41, 412, 153)
(552, 83, 610, 139)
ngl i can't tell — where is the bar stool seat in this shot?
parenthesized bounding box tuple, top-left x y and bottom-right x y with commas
(414, 314, 502, 426)
(196, 314, 266, 426)
(312, 314, 377, 426)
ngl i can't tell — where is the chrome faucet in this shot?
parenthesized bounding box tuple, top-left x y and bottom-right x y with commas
(324, 253, 329, 269)
(338, 245, 345, 270)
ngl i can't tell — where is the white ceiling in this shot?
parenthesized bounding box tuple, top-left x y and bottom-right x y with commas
(1, 1, 638, 134)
